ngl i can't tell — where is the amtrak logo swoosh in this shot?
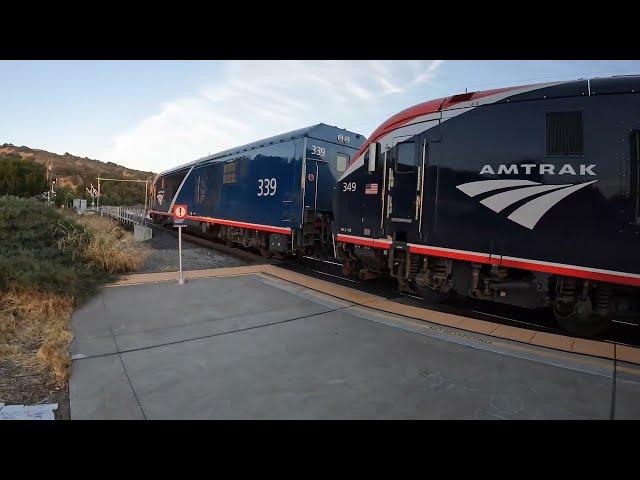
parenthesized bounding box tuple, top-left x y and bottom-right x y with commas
(456, 179, 598, 229)
(156, 193, 164, 205)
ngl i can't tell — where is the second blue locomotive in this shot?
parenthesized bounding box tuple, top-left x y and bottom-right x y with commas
(149, 124, 365, 257)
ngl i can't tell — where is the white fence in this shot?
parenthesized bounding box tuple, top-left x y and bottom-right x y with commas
(99, 206, 148, 227)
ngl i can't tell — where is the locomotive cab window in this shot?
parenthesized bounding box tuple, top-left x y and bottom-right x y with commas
(546, 111, 584, 156)
(336, 153, 348, 173)
(223, 160, 238, 184)
(395, 141, 416, 173)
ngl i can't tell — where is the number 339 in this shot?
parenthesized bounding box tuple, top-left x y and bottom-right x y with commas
(258, 178, 277, 196)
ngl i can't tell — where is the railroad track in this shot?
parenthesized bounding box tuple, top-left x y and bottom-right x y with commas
(151, 221, 640, 349)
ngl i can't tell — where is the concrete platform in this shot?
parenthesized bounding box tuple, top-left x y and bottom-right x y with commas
(69, 272, 640, 419)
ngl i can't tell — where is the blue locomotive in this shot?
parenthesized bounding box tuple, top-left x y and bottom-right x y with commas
(333, 75, 640, 337)
(150, 124, 365, 257)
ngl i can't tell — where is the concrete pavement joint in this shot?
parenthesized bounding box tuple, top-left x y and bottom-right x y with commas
(110, 304, 295, 340)
(75, 279, 319, 342)
(111, 324, 147, 420)
(118, 352, 147, 420)
(72, 305, 351, 362)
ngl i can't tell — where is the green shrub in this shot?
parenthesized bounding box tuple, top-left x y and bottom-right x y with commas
(0, 155, 47, 197)
(0, 196, 112, 298)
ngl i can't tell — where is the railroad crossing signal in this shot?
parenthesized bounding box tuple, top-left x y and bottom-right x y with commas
(173, 204, 187, 219)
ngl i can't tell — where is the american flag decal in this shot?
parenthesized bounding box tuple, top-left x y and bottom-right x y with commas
(365, 183, 378, 195)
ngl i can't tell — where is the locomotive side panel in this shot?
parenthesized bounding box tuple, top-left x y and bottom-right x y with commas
(169, 139, 301, 230)
(423, 93, 640, 276)
(151, 124, 365, 257)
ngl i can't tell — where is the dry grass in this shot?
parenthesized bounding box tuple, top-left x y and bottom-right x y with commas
(1, 201, 149, 393)
(59, 214, 149, 273)
(0, 289, 74, 384)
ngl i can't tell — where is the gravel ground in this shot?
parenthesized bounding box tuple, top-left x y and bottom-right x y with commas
(138, 226, 248, 273)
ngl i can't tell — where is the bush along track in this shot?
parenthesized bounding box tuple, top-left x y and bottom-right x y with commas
(0, 196, 148, 416)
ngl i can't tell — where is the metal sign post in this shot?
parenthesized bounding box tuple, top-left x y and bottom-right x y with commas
(173, 204, 188, 285)
(177, 224, 185, 284)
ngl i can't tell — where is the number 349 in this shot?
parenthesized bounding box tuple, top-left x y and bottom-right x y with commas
(342, 182, 356, 192)
(258, 178, 277, 196)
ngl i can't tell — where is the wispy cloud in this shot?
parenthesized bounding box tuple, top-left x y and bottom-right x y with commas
(103, 60, 443, 172)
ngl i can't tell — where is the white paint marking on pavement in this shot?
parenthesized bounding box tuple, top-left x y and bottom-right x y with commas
(0, 403, 58, 420)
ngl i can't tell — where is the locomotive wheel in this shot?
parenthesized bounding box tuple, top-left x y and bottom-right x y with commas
(554, 302, 611, 338)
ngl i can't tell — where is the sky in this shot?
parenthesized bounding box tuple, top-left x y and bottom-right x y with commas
(2, 60, 640, 173)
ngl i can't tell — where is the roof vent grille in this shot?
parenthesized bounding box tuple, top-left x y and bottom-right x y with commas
(546, 111, 584, 156)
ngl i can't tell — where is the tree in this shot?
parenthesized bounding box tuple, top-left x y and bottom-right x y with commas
(54, 186, 75, 207)
(0, 154, 47, 197)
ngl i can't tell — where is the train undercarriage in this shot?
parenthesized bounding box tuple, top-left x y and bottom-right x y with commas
(153, 211, 335, 259)
(338, 242, 640, 338)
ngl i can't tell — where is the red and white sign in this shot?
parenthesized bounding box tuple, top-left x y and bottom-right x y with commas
(308, 174, 315, 182)
(173, 204, 188, 219)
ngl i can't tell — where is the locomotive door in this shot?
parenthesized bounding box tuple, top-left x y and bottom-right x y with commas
(384, 138, 422, 242)
(304, 158, 320, 213)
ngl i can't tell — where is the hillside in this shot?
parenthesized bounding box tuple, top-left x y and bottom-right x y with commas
(0, 143, 155, 205)
(0, 143, 154, 188)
